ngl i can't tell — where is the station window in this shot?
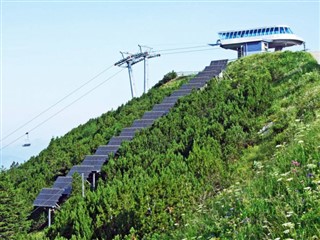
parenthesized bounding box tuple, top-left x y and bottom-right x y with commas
(244, 30, 249, 37)
(233, 32, 237, 38)
(266, 28, 270, 35)
(241, 31, 245, 37)
(262, 28, 266, 35)
(226, 32, 230, 39)
(270, 27, 274, 34)
(237, 31, 241, 38)
(275, 27, 279, 34)
(280, 27, 285, 34)
(253, 29, 258, 36)
(257, 29, 262, 35)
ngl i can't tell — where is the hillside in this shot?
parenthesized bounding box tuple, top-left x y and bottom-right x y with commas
(0, 74, 189, 238)
(1, 51, 320, 239)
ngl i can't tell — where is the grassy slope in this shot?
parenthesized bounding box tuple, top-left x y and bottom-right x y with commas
(159, 52, 320, 239)
(40, 51, 320, 239)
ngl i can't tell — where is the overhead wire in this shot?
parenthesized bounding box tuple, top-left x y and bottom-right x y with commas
(1, 68, 124, 150)
(0, 64, 115, 143)
(152, 44, 211, 53)
(1, 43, 220, 150)
(159, 46, 220, 55)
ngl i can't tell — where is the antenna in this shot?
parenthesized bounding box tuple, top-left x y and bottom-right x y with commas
(115, 46, 160, 98)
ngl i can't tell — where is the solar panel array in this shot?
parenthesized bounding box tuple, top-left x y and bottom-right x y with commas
(33, 59, 228, 208)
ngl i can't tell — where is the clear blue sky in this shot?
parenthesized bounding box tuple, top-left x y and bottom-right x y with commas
(1, 0, 319, 169)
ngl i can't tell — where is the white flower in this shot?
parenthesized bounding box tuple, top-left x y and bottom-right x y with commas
(307, 164, 316, 169)
(286, 211, 294, 217)
(283, 229, 290, 234)
(282, 222, 295, 228)
(286, 178, 293, 182)
(281, 172, 290, 177)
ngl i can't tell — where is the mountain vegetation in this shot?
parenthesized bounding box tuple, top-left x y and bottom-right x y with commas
(1, 51, 319, 239)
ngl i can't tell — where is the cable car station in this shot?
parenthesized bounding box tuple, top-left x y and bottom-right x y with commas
(215, 25, 304, 58)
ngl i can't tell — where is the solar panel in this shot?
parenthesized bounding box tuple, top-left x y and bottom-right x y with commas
(179, 84, 200, 91)
(67, 165, 94, 178)
(53, 176, 73, 195)
(132, 119, 155, 128)
(39, 188, 64, 195)
(188, 78, 210, 84)
(33, 188, 64, 207)
(196, 72, 214, 77)
(84, 155, 108, 162)
(35, 194, 56, 200)
(108, 136, 133, 145)
(119, 127, 142, 137)
(142, 111, 166, 119)
(192, 76, 210, 81)
(95, 145, 120, 156)
(161, 96, 180, 104)
(152, 104, 174, 112)
(170, 89, 192, 97)
(210, 59, 228, 67)
(33, 199, 61, 208)
(81, 159, 105, 172)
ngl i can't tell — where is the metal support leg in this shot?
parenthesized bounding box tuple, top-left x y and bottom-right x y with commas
(48, 208, 52, 227)
(93, 172, 96, 189)
(82, 173, 85, 198)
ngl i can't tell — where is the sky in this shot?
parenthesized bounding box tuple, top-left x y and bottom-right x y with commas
(1, 0, 319, 169)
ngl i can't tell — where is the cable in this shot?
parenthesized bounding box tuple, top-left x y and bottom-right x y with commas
(1, 68, 124, 150)
(160, 47, 220, 55)
(0, 64, 115, 143)
(153, 45, 210, 53)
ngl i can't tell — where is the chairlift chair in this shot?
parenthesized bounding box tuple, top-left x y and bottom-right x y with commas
(22, 132, 31, 147)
